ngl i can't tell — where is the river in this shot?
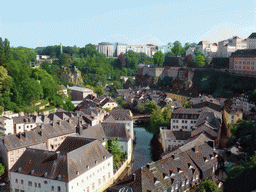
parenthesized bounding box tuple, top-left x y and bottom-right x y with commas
(131, 125, 154, 173)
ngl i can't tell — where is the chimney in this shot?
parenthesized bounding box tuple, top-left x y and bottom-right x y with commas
(22, 131, 26, 138)
(16, 133, 21, 139)
(132, 173, 136, 182)
(56, 151, 60, 159)
(76, 118, 83, 135)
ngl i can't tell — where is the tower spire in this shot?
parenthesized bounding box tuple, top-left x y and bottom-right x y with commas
(60, 43, 63, 54)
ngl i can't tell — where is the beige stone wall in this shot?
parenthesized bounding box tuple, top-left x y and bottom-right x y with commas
(8, 148, 26, 170)
(47, 133, 76, 151)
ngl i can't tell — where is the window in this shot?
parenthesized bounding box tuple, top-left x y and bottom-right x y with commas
(108, 172, 111, 179)
(51, 186, 54, 191)
(98, 178, 101, 185)
(87, 186, 90, 192)
(108, 163, 110, 167)
(92, 183, 95, 190)
(103, 175, 106, 182)
(21, 180, 23, 184)
(82, 179, 84, 183)
(35, 182, 37, 187)
(28, 181, 32, 186)
(173, 126, 175, 128)
(185, 121, 187, 123)
(182, 120, 184, 123)
(11, 158, 14, 162)
(15, 189, 19, 192)
(38, 183, 41, 188)
(58, 186, 61, 192)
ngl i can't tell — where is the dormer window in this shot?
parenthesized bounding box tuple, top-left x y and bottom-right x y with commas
(154, 177, 159, 184)
(177, 168, 183, 173)
(203, 157, 208, 162)
(86, 165, 90, 169)
(170, 170, 175, 177)
(188, 163, 193, 169)
(163, 173, 168, 179)
(95, 160, 98, 164)
(210, 154, 214, 159)
(76, 171, 79, 175)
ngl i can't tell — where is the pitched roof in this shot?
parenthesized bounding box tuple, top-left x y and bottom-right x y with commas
(248, 33, 256, 39)
(76, 123, 107, 143)
(1, 130, 47, 151)
(172, 108, 203, 115)
(191, 123, 218, 139)
(166, 131, 191, 141)
(230, 49, 256, 57)
(33, 120, 76, 139)
(101, 123, 129, 141)
(10, 137, 112, 182)
(110, 109, 133, 121)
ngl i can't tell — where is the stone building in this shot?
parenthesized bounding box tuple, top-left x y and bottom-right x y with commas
(216, 36, 247, 58)
(10, 137, 113, 192)
(229, 49, 256, 77)
(247, 32, 256, 49)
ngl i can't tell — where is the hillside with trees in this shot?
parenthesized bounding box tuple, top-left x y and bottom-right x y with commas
(0, 38, 74, 114)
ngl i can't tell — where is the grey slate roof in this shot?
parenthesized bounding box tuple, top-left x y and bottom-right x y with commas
(248, 33, 256, 39)
(10, 137, 112, 183)
(75, 123, 107, 143)
(1, 131, 46, 151)
(110, 109, 133, 121)
(33, 120, 76, 139)
(230, 49, 256, 57)
(101, 123, 129, 141)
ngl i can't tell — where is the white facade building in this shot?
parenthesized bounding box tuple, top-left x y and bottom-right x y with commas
(10, 137, 113, 192)
(0, 116, 14, 135)
(247, 33, 256, 49)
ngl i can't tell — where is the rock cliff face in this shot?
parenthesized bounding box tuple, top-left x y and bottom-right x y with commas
(58, 66, 83, 85)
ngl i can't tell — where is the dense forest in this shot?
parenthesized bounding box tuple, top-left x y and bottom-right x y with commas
(0, 38, 74, 114)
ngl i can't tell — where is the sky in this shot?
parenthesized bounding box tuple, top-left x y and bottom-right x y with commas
(0, 0, 255, 48)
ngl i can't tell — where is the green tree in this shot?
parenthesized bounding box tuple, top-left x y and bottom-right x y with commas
(116, 96, 127, 108)
(227, 165, 245, 180)
(59, 53, 71, 67)
(162, 105, 172, 124)
(0, 162, 5, 177)
(0, 38, 6, 67)
(113, 81, 123, 90)
(170, 41, 184, 56)
(195, 54, 205, 67)
(183, 101, 192, 108)
(230, 120, 256, 155)
(105, 138, 123, 169)
(79, 44, 97, 57)
(0, 66, 12, 93)
(153, 50, 164, 66)
(3, 38, 11, 64)
(145, 100, 158, 113)
(149, 109, 164, 134)
(195, 179, 222, 192)
(63, 97, 75, 112)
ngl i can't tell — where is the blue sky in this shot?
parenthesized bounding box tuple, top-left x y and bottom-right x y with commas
(0, 0, 255, 48)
